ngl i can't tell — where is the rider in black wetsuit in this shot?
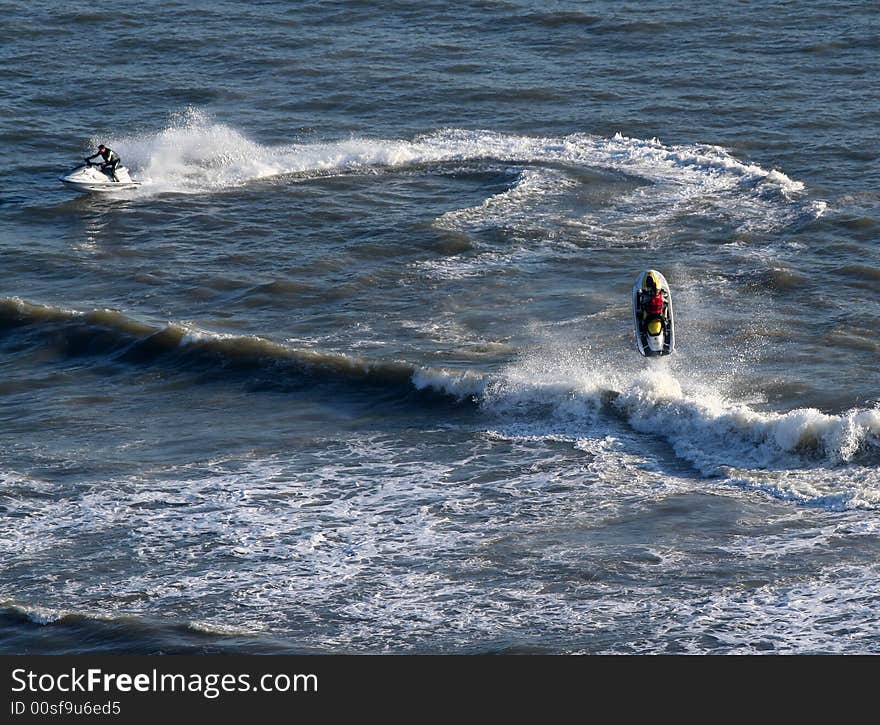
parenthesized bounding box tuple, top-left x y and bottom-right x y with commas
(85, 144, 121, 181)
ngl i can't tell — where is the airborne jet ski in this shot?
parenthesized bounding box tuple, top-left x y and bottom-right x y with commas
(59, 162, 139, 193)
(632, 269, 674, 357)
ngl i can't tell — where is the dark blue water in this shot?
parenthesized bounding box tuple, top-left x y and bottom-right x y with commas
(1, 1, 879, 654)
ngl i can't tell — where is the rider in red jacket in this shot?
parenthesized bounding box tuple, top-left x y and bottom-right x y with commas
(645, 290, 665, 316)
(641, 273, 666, 318)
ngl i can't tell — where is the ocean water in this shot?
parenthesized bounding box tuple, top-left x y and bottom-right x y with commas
(1, 0, 878, 654)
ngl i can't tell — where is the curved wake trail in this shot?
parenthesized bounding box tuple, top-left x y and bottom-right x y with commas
(101, 109, 824, 235)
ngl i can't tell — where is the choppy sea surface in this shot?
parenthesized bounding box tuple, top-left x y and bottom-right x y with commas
(1, 1, 878, 654)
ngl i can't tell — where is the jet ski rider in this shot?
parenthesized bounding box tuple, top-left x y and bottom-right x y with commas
(641, 275, 666, 318)
(85, 144, 121, 182)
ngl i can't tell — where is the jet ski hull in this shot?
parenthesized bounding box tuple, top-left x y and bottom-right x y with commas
(632, 269, 675, 357)
(59, 163, 139, 193)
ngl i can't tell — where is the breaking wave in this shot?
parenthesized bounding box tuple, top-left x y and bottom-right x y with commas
(0, 297, 453, 400)
(479, 346, 880, 510)
(4, 296, 878, 512)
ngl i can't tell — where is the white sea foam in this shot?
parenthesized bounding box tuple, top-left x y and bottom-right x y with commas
(3, 426, 878, 653)
(175, 322, 247, 347)
(618, 563, 880, 655)
(434, 167, 577, 232)
(411, 366, 492, 399)
(470, 341, 880, 510)
(1, 602, 64, 625)
(613, 370, 880, 471)
(416, 246, 550, 280)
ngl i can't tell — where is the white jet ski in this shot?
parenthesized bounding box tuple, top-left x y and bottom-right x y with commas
(632, 269, 675, 357)
(59, 162, 139, 193)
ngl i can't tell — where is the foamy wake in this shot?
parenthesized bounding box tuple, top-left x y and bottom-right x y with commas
(434, 167, 578, 231)
(98, 109, 823, 236)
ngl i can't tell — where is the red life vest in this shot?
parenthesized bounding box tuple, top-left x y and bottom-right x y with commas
(645, 292, 664, 316)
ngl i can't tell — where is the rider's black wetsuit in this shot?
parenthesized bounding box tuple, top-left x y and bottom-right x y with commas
(85, 147, 121, 181)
